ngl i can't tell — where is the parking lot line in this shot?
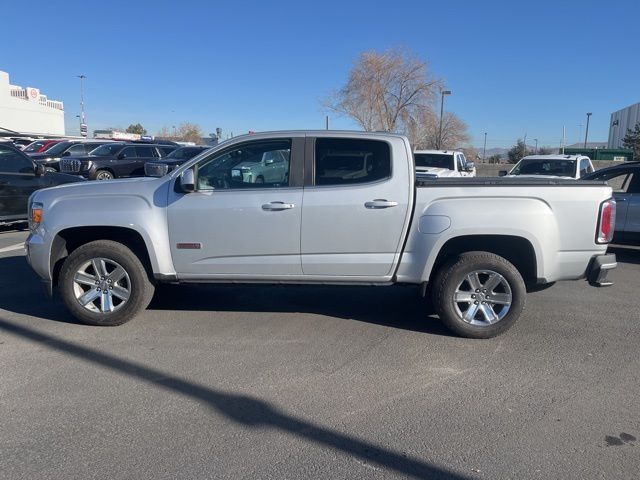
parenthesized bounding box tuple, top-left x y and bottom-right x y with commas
(0, 243, 25, 253)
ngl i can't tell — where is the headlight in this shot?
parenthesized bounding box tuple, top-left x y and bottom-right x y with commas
(30, 202, 43, 231)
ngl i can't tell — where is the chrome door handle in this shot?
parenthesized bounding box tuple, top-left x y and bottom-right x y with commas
(262, 201, 295, 211)
(364, 199, 398, 209)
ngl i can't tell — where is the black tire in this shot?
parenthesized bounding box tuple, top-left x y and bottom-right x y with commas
(431, 251, 526, 339)
(59, 240, 155, 326)
(255, 176, 264, 184)
(94, 170, 114, 180)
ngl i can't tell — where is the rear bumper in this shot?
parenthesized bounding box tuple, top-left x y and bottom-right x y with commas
(587, 253, 617, 287)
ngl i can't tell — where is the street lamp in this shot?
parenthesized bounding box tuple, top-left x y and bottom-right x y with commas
(584, 112, 592, 148)
(437, 89, 451, 149)
(482, 132, 487, 162)
(534, 138, 538, 154)
(76, 75, 86, 136)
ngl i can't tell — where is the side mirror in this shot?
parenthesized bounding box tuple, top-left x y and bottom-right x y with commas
(264, 158, 274, 165)
(34, 163, 46, 177)
(465, 162, 476, 172)
(62, 151, 71, 157)
(179, 168, 196, 192)
(117, 152, 126, 160)
(499, 170, 508, 177)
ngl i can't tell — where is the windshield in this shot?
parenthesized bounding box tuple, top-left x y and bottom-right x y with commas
(24, 141, 49, 153)
(510, 159, 577, 177)
(42, 141, 73, 155)
(166, 147, 204, 160)
(89, 143, 125, 156)
(414, 153, 455, 170)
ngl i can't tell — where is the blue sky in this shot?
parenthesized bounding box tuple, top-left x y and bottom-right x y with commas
(1, 0, 638, 148)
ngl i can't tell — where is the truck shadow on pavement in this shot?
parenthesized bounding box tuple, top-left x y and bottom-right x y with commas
(0, 318, 471, 480)
(0, 254, 452, 336)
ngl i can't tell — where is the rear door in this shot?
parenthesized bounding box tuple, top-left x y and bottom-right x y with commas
(300, 136, 412, 278)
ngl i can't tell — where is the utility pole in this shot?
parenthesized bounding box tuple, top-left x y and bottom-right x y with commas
(534, 138, 538, 154)
(482, 132, 487, 162)
(437, 90, 451, 149)
(325, 115, 329, 130)
(584, 112, 592, 148)
(523, 133, 527, 157)
(77, 75, 87, 136)
(561, 125, 566, 154)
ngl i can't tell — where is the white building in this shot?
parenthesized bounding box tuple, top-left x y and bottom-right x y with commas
(0, 70, 65, 136)
(608, 102, 640, 148)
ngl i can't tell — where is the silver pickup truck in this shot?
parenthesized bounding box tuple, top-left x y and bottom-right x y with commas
(26, 131, 617, 338)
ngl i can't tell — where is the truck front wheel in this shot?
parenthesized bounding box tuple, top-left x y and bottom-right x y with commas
(431, 251, 526, 338)
(59, 240, 155, 326)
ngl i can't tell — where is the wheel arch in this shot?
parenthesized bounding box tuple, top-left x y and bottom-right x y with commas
(429, 235, 538, 286)
(51, 226, 155, 287)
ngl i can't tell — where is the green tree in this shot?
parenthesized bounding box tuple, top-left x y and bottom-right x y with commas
(622, 122, 640, 160)
(507, 139, 529, 164)
(126, 123, 147, 135)
(488, 154, 502, 164)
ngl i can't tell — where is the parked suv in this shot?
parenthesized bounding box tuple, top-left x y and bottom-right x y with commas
(60, 143, 176, 180)
(0, 143, 84, 225)
(30, 140, 114, 171)
(144, 145, 210, 176)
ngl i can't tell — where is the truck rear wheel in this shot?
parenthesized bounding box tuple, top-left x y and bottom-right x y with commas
(431, 251, 525, 338)
(59, 240, 155, 326)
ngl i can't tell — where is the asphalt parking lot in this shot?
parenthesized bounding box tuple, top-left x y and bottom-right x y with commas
(0, 226, 639, 479)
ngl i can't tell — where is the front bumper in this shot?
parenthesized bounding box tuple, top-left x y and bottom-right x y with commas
(587, 253, 617, 287)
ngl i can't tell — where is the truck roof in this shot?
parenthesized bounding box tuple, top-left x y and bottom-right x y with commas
(520, 154, 590, 162)
(414, 149, 461, 155)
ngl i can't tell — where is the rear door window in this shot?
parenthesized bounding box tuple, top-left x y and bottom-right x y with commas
(135, 146, 156, 158)
(314, 138, 391, 186)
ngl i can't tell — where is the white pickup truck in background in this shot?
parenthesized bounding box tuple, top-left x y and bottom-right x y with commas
(414, 149, 476, 178)
(501, 154, 595, 179)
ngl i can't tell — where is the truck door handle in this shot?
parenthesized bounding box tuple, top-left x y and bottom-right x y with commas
(262, 201, 295, 211)
(365, 199, 398, 209)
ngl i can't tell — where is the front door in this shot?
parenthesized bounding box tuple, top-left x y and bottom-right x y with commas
(167, 137, 304, 277)
(622, 173, 640, 233)
(301, 137, 411, 278)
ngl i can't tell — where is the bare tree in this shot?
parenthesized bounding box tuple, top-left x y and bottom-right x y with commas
(156, 122, 204, 144)
(409, 110, 470, 150)
(325, 49, 441, 134)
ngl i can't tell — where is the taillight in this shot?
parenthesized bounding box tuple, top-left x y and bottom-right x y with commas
(596, 199, 616, 244)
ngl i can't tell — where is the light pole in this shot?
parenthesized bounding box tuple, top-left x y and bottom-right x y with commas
(584, 112, 592, 148)
(76, 75, 86, 136)
(534, 138, 538, 154)
(437, 90, 451, 149)
(482, 132, 487, 162)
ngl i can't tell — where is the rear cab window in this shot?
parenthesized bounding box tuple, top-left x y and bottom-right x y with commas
(314, 138, 391, 186)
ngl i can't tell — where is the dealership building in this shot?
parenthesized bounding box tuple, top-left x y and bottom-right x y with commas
(608, 102, 640, 148)
(0, 70, 65, 136)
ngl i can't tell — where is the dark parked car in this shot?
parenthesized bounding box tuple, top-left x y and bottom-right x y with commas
(59, 142, 177, 180)
(583, 161, 640, 243)
(0, 143, 84, 225)
(23, 139, 64, 154)
(29, 140, 114, 171)
(144, 145, 210, 176)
